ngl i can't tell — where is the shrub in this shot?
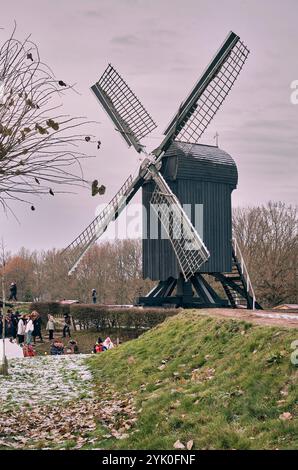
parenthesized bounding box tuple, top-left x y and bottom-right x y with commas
(70, 305, 179, 331)
(29, 302, 180, 332)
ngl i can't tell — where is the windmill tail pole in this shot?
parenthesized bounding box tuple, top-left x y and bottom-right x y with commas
(0, 264, 8, 376)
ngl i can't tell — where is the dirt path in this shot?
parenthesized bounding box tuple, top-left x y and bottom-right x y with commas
(196, 308, 298, 329)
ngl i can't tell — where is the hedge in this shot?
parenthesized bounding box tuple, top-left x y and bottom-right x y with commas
(29, 302, 180, 332)
(30, 302, 70, 320)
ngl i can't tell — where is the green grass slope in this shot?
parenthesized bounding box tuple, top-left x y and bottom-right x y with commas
(89, 311, 298, 450)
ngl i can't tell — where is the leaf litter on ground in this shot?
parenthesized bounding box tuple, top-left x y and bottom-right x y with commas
(0, 355, 137, 449)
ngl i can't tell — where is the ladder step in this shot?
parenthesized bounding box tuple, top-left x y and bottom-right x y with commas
(231, 237, 262, 310)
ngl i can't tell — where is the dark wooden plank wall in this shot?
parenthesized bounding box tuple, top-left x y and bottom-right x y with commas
(142, 142, 238, 281)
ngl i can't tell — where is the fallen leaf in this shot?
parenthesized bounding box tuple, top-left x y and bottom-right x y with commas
(279, 412, 293, 421)
(186, 440, 194, 450)
(174, 440, 185, 449)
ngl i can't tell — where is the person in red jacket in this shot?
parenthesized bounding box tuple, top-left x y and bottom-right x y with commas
(95, 343, 104, 353)
(93, 337, 106, 353)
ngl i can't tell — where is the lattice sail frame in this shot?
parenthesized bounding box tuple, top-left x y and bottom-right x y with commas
(175, 40, 249, 144)
(149, 169, 210, 280)
(154, 31, 249, 156)
(91, 64, 157, 153)
(63, 175, 134, 274)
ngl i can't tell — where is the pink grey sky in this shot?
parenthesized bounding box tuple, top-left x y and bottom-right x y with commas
(1, 0, 298, 252)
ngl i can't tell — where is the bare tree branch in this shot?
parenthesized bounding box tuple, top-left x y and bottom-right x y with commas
(0, 24, 97, 211)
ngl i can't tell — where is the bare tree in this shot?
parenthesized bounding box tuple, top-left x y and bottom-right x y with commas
(0, 24, 95, 210)
(233, 202, 298, 307)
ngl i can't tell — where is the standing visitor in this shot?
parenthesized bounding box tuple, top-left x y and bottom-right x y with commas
(10, 310, 19, 340)
(8, 282, 17, 301)
(17, 314, 26, 345)
(32, 311, 43, 343)
(62, 313, 71, 338)
(46, 314, 55, 340)
(6, 309, 13, 338)
(92, 288, 97, 304)
(25, 314, 34, 345)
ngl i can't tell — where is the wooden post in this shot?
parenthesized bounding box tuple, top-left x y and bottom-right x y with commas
(0, 242, 8, 376)
(71, 314, 77, 332)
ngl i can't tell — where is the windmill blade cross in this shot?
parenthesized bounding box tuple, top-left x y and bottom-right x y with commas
(65, 31, 248, 276)
(154, 31, 249, 156)
(149, 167, 210, 280)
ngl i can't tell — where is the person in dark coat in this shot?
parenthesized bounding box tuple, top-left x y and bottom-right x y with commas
(62, 313, 71, 338)
(32, 311, 43, 343)
(8, 282, 17, 301)
(92, 289, 97, 304)
(6, 309, 12, 338)
(10, 310, 19, 340)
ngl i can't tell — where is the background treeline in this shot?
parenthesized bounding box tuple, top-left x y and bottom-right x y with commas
(1, 201, 297, 308)
(1, 240, 154, 305)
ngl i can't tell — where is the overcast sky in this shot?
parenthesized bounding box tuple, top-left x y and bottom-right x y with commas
(1, 0, 298, 253)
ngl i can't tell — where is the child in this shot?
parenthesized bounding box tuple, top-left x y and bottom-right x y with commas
(46, 314, 55, 340)
(66, 339, 79, 354)
(50, 339, 64, 355)
(94, 342, 104, 353)
(93, 337, 106, 353)
(23, 343, 35, 357)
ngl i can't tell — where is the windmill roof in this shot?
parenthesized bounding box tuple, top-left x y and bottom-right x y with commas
(162, 141, 238, 186)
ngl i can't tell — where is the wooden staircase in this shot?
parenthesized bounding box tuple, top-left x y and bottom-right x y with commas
(213, 238, 262, 310)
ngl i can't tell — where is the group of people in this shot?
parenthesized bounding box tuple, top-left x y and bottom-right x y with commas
(1, 305, 116, 358)
(0, 308, 76, 356)
(0, 309, 42, 345)
(93, 336, 114, 353)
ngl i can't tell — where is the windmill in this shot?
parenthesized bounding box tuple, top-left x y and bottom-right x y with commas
(63, 31, 262, 310)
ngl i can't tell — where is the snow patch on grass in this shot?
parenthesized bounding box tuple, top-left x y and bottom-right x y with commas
(0, 355, 93, 409)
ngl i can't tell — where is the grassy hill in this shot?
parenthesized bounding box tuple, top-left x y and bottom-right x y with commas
(89, 311, 298, 450)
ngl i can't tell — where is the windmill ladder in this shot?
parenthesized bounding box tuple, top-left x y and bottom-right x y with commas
(231, 237, 256, 310)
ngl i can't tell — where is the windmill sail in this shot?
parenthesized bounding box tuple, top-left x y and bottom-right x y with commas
(154, 31, 249, 156)
(63, 174, 143, 274)
(149, 167, 210, 280)
(91, 64, 157, 153)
